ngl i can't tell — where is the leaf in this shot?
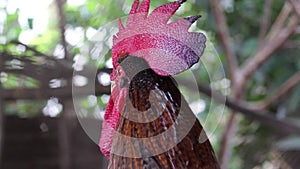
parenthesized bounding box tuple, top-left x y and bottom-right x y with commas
(288, 85, 300, 112)
(28, 18, 33, 29)
(240, 38, 257, 58)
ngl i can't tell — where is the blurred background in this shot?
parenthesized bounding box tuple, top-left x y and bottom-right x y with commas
(0, 0, 299, 169)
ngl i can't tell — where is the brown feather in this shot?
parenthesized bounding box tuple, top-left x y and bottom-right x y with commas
(108, 56, 220, 169)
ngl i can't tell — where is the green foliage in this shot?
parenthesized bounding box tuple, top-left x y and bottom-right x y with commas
(2, 74, 39, 89)
(5, 12, 22, 41)
(5, 100, 46, 117)
(30, 29, 60, 54)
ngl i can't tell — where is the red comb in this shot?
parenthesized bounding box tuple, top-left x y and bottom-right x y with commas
(112, 0, 206, 76)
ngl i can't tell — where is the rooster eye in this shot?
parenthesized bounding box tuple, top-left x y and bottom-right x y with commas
(120, 77, 128, 88)
(116, 68, 121, 76)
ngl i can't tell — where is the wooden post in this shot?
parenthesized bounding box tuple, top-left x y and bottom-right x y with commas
(54, 0, 72, 167)
(0, 57, 4, 165)
(58, 98, 71, 169)
(0, 89, 3, 166)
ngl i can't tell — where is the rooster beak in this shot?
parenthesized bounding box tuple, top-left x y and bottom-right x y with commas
(111, 80, 116, 92)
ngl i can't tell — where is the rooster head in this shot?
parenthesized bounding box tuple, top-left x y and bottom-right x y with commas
(100, 0, 206, 159)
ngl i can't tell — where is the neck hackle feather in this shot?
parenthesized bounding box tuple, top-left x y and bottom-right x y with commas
(99, 1, 220, 168)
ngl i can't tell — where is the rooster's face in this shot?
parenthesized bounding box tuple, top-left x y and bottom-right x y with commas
(111, 65, 128, 93)
(111, 55, 150, 92)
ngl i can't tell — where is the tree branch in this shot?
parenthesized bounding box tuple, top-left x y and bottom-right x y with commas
(209, 3, 248, 161)
(4, 41, 76, 73)
(3, 66, 111, 83)
(210, 0, 239, 81)
(176, 78, 300, 136)
(258, 0, 273, 47)
(11, 40, 52, 58)
(196, 83, 300, 136)
(283, 40, 300, 48)
(288, 0, 300, 18)
(295, 26, 300, 34)
(2, 85, 110, 100)
(241, 15, 299, 83)
(246, 71, 300, 110)
(267, 3, 292, 41)
(218, 110, 238, 169)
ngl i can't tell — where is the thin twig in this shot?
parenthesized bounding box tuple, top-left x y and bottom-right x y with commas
(219, 110, 238, 169)
(247, 71, 300, 110)
(11, 40, 52, 58)
(266, 3, 292, 41)
(210, 0, 238, 81)
(258, 0, 273, 47)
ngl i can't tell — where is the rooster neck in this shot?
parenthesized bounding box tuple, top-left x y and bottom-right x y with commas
(117, 55, 180, 112)
(109, 59, 220, 169)
(127, 68, 180, 112)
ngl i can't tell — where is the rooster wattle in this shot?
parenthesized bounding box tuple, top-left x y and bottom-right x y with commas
(99, 0, 220, 168)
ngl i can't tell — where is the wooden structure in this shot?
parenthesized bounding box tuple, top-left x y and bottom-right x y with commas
(2, 116, 108, 169)
(0, 41, 110, 169)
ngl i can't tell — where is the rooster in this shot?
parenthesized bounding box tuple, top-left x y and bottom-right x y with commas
(99, 0, 220, 168)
